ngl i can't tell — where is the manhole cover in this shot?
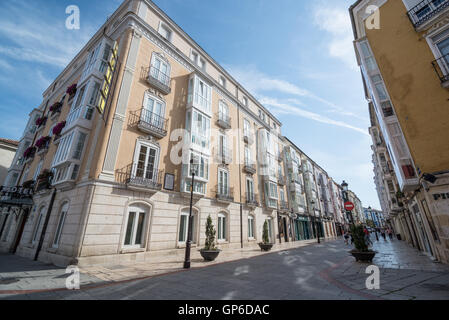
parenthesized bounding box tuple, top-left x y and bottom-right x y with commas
(419, 283, 449, 291)
(0, 278, 19, 285)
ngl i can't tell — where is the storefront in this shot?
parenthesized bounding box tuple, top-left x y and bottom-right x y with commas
(294, 215, 311, 240)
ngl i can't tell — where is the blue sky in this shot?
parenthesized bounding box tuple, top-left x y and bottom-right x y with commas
(0, 0, 380, 209)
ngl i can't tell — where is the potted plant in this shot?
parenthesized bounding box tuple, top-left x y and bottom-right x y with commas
(199, 215, 221, 262)
(35, 116, 47, 128)
(23, 146, 36, 159)
(258, 221, 274, 252)
(50, 102, 63, 116)
(349, 224, 376, 263)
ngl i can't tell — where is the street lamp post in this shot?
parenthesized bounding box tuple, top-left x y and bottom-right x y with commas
(184, 159, 196, 269)
(311, 200, 320, 244)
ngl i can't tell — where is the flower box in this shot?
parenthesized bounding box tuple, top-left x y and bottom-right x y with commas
(35, 116, 48, 129)
(35, 170, 53, 192)
(52, 121, 66, 136)
(36, 136, 51, 154)
(50, 102, 63, 117)
(66, 84, 77, 99)
(23, 146, 36, 159)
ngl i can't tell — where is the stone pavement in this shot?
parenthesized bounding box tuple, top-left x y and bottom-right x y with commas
(1, 237, 448, 300)
(0, 239, 318, 295)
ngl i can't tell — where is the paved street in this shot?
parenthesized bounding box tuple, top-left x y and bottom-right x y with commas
(1, 237, 448, 300)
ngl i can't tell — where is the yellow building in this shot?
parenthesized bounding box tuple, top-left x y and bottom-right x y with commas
(351, 0, 449, 264)
(0, 0, 346, 266)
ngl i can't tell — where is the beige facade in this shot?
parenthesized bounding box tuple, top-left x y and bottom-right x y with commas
(351, 0, 449, 264)
(0, 0, 354, 266)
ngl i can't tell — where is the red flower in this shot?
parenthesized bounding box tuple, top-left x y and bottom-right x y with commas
(36, 116, 47, 127)
(23, 147, 36, 158)
(66, 83, 77, 96)
(52, 121, 66, 136)
(35, 136, 50, 149)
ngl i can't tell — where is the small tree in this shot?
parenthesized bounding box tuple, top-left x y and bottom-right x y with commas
(204, 215, 217, 251)
(262, 221, 270, 244)
(350, 224, 369, 252)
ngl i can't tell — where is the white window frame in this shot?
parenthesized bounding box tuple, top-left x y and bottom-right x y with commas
(217, 212, 227, 242)
(158, 22, 172, 42)
(178, 209, 197, 244)
(33, 160, 43, 181)
(123, 204, 149, 249)
(32, 207, 45, 245)
(218, 75, 226, 88)
(248, 215, 255, 240)
(52, 202, 68, 248)
(133, 140, 160, 181)
(218, 168, 229, 196)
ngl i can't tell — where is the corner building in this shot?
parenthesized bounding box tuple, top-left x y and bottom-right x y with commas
(0, 0, 297, 266)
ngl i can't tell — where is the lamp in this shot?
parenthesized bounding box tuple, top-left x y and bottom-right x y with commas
(341, 181, 348, 191)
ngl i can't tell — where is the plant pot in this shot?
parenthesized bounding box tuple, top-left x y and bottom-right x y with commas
(258, 243, 274, 252)
(200, 249, 221, 262)
(350, 250, 377, 263)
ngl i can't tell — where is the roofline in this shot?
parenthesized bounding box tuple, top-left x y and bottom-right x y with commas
(144, 0, 282, 126)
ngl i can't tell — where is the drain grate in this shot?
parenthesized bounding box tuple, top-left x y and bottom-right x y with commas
(0, 278, 19, 285)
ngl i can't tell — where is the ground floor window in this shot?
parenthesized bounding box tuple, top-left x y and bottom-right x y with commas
(124, 205, 148, 248)
(218, 213, 227, 241)
(32, 207, 45, 244)
(179, 210, 196, 244)
(52, 202, 69, 248)
(248, 215, 255, 239)
(266, 218, 273, 243)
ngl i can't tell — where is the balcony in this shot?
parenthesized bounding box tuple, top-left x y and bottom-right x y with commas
(246, 193, 259, 208)
(49, 102, 63, 121)
(216, 112, 231, 129)
(277, 151, 284, 162)
(65, 105, 94, 131)
(278, 200, 289, 212)
(146, 66, 171, 95)
(407, 0, 449, 29)
(35, 171, 53, 193)
(243, 131, 254, 144)
(130, 108, 168, 139)
(432, 53, 449, 87)
(278, 175, 286, 186)
(215, 146, 232, 165)
(117, 164, 163, 193)
(215, 186, 234, 203)
(36, 137, 51, 156)
(243, 162, 257, 175)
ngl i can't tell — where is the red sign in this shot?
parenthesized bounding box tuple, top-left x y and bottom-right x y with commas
(344, 202, 355, 211)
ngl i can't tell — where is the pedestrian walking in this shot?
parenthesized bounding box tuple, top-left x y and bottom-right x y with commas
(344, 231, 349, 245)
(387, 228, 393, 240)
(381, 229, 386, 241)
(364, 227, 373, 247)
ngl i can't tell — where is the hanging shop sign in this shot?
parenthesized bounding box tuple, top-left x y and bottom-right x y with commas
(0, 186, 34, 206)
(97, 41, 119, 115)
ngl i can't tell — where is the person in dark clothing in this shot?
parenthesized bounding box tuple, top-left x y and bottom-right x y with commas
(381, 229, 387, 241)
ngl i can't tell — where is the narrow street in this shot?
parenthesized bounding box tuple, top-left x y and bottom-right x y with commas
(1, 237, 448, 300)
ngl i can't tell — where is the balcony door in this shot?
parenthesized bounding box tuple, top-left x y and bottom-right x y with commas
(218, 168, 229, 196)
(151, 54, 170, 85)
(143, 94, 165, 129)
(133, 141, 159, 182)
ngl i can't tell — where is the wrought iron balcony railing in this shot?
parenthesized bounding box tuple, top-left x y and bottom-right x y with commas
(215, 146, 232, 164)
(432, 53, 449, 87)
(246, 193, 259, 207)
(278, 200, 289, 211)
(117, 163, 163, 192)
(147, 66, 171, 95)
(407, 0, 449, 29)
(243, 162, 257, 174)
(130, 108, 168, 138)
(215, 186, 234, 202)
(216, 112, 231, 129)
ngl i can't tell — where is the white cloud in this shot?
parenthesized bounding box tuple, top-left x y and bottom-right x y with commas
(227, 64, 368, 124)
(259, 96, 368, 136)
(0, 0, 96, 67)
(312, 4, 358, 70)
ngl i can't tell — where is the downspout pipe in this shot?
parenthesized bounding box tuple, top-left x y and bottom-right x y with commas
(34, 188, 57, 261)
